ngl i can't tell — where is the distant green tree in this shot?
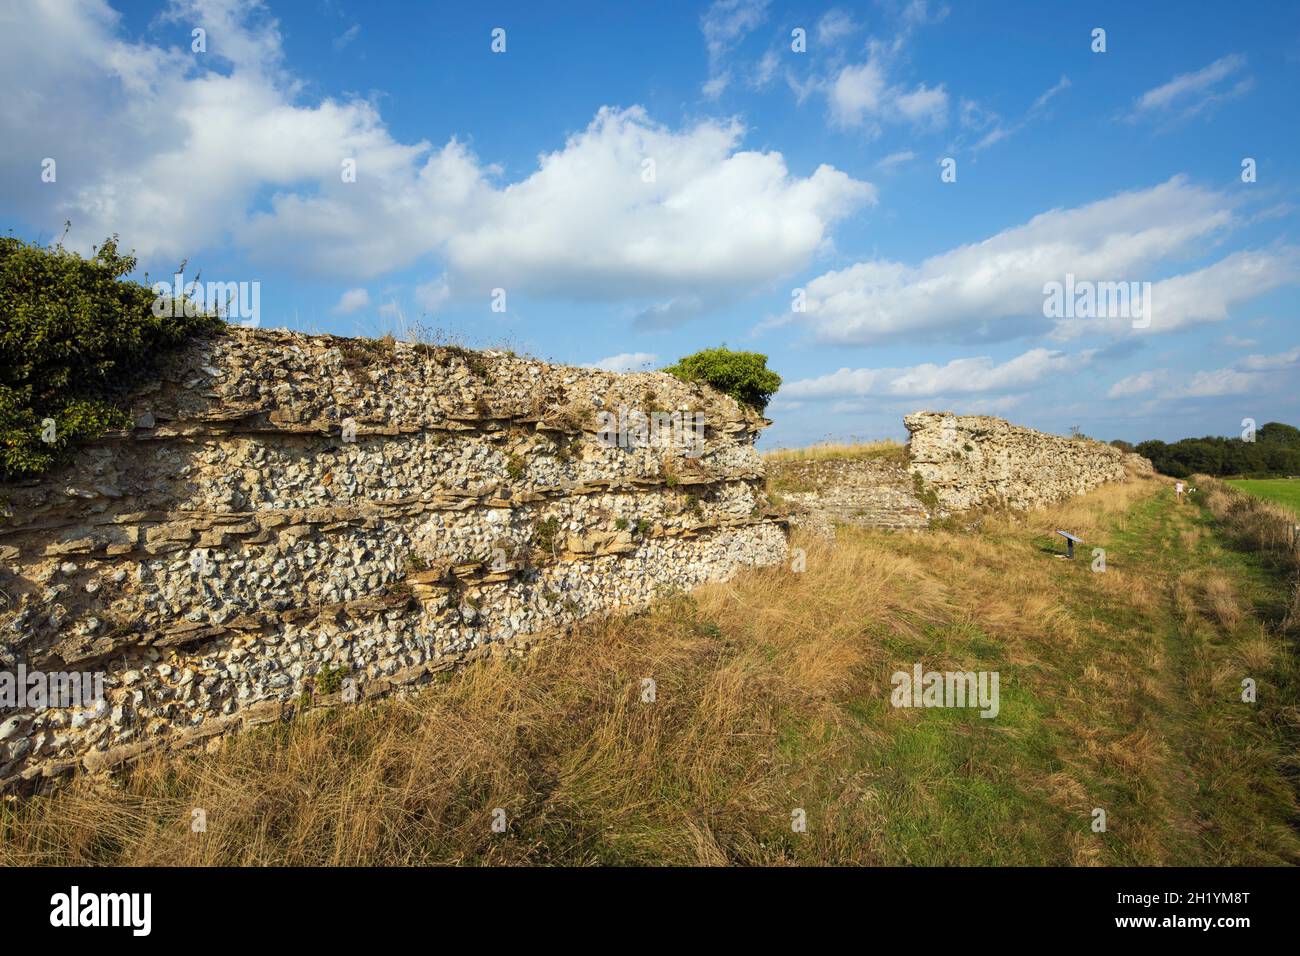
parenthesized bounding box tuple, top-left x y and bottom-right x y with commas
(1257, 422, 1300, 447)
(1134, 424, 1300, 479)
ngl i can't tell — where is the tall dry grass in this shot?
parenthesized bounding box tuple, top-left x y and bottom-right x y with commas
(1200, 476, 1300, 631)
(0, 533, 955, 866)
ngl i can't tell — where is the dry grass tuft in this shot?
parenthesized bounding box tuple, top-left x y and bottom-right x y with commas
(1199, 571, 1243, 630)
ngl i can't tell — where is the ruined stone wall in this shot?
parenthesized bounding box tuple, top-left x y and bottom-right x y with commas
(0, 329, 787, 791)
(904, 412, 1136, 513)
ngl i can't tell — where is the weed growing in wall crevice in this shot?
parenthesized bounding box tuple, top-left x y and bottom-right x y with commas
(315, 664, 349, 697)
(438, 345, 493, 383)
(531, 516, 560, 555)
(911, 472, 941, 515)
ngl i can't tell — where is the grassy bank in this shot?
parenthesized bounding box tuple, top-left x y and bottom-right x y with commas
(3, 474, 1296, 865)
(762, 440, 906, 465)
(763, 440, 910, 500)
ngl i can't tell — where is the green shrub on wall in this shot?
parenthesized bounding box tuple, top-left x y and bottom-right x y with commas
(662, 347, 781, 412)
(0, 235, 222, 482)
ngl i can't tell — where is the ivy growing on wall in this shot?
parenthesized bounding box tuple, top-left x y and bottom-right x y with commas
(0, 234, 222, 481)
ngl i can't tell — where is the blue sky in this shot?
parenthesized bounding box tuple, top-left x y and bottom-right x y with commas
(3, 0, 1298, 448)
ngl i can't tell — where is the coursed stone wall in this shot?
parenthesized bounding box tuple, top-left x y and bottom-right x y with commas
(904, 412, 1141, 512)
(0, 328, 787, 791)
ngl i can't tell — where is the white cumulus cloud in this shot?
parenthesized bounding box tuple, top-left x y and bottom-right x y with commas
(793, 177, 1299, 346)
(0, 0, 872, 318)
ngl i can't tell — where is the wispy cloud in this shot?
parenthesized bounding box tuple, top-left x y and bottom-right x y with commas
(700, 0, 771, 98)
(876, 150, 916, 170)
(794, 1, 952, 135)
(829, 58, 948, 132)
(1238, 345, 1300, 371)
(965, 74, 1071, 153)
(784, 347, 1088, 399)
(332, 23, 360, 52)
(331, 287, 369, 315)
(1108, 346, 1300, 400)
(1031, 74, 1071, 112)
(814, 9, 859, 46)
(1107, 369, 1168, 399)
(586, 352, 660, 373)
(1126, 54, 1252, 122)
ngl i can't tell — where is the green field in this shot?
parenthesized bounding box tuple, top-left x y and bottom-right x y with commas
(1226, 478, 1300, 515)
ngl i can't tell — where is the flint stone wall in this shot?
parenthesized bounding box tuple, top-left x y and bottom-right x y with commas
(0, 328, 787, 791)
(905, 412, 1138, 512)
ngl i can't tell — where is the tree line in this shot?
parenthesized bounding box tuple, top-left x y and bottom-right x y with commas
(1108, 422, 1300, 479)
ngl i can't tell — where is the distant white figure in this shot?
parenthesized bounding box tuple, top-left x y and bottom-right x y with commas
(1175, 480, 1185, 503)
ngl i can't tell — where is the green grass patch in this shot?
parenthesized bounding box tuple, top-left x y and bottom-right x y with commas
(1226, 478, 1300, 515)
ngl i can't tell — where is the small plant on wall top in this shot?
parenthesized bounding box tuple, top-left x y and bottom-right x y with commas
(662, 347, 781, 412)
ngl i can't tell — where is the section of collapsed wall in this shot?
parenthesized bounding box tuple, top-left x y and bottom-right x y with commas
(0, 328, 788, 791)
(767, 446, 930, 536)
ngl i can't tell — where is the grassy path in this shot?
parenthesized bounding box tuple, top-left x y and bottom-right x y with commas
(781, 480, 1299, 865)
(1100, 489, 1292, 863)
